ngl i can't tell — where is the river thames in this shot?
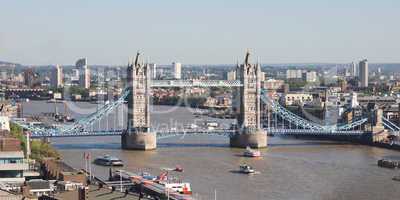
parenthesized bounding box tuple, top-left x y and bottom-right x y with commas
(23, 100, 400, 200)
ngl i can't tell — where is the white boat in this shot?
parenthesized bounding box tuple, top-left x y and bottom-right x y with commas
(243, 146, 261, 157)
(163, 182, 192, 195)
(239, 165, 256, 174)
(189, 123, 198, 129)
(47, 99, 64, 103)
(157, 172, 192, 195)
(93, 155, 124, 166)
(205, 121, 218, 128)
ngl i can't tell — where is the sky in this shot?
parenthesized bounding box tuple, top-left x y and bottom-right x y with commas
(0, 0, 399, 65)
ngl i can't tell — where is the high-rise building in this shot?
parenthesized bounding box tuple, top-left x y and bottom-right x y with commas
(0, 71, 7, 81)
(260, 72, 266, 82)
(50, 65, 63, 88)
(149, 63, 157, 79)
(172, 62, 181, 79)
(23, 68, 36, 87)
(226, 70, 236, 81)
(359, 59, 368, 88)
(351, 62, 357, 77)
(71, 69, 80, 81)
(76, 58, 90, 89)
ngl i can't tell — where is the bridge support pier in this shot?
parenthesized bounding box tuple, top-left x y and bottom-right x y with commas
(121, 131, 156, 150)
(230, 129, 267, 148)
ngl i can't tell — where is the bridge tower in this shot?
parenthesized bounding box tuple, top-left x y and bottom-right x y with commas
(230, 51, 267, 148)
(370, 107, 388, 142)
(121, 52, 156, 150)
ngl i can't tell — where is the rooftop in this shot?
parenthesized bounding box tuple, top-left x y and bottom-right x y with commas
(0, 190, 24, 200)
(55, 185, 141, 200)
(26, 179, 51, 190)
(0, 151, 24, 158)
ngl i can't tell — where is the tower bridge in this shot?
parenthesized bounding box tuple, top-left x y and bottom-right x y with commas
(122, 51, 266, 150)
(12, 51, 400, 150)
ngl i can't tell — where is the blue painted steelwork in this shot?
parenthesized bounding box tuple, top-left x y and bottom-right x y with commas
(12, 80, 397, 138)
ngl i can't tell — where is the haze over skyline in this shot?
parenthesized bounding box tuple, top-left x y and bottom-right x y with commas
(1, 0, 399, 65)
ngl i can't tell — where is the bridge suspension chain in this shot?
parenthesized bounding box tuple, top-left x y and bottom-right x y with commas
(260, 90, 368, 131)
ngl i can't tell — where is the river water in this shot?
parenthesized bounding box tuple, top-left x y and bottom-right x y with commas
(22, 100, 400, 200)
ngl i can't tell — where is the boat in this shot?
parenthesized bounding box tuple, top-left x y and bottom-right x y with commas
(93, 155, 124, 166)
(162, 182, 192, 195)
(47, 99, 64, 103)
(205, 121, 218, 130)
(161, 165, 184, 172)
(243, 146, 261, 157)
(239, 164, 256, 174)
(189, 124, 198, 129)
(141, 172, 158, 181)
(123, 170, 193, 196)
(377, 159, 399, 169)
(174, 165, 184, 172)
(157, 171, 192, 195)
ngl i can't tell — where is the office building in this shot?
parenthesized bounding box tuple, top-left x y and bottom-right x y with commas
(286, 69, 303, 79)
(0, 71, 7, 81)
(226, 70, 236, 81)
(149, 63, 157, 79)
(172, 62, 181, 79)
(76, 58, 90, 89)
(262, 79, 285, 90)
(0, 132, 28, 184)
(23, 68, 36, 87)
(0, 151, 28, 183)
(359, 59, 368, 88)
(282, 93, 313, 106)
(260, 71, 266, 82)
(351, 62, 357, 77)
(50, 65, 63, 88)
(71, 69, 80, 81)
(302, 71, 317, 82)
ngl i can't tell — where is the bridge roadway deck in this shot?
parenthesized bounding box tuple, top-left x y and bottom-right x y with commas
(151, 80, 242, 87)
(29, 128, 366, 138)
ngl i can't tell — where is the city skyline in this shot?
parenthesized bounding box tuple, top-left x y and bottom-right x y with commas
(1, 0, 400, 65)
(2, 1, 400, 200)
